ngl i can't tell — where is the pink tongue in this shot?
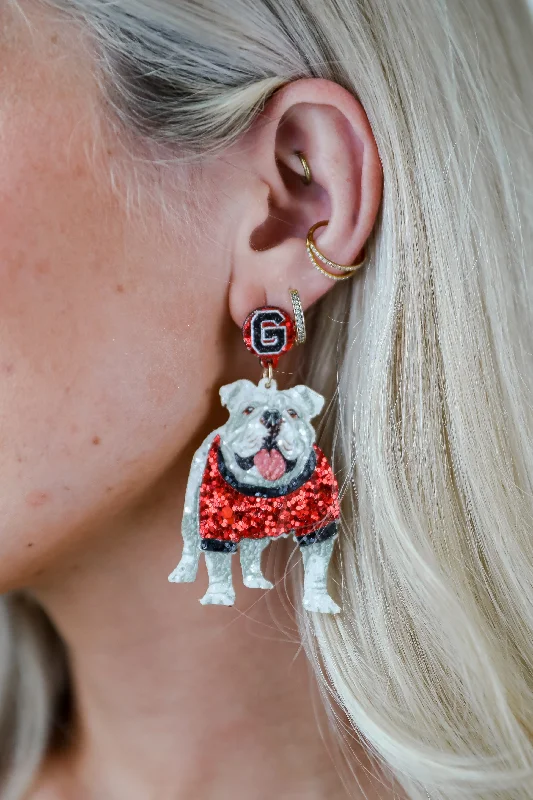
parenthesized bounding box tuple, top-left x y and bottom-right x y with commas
(253, 449, 286, 481)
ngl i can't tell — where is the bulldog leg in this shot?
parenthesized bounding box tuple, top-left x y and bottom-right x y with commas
(168, 512, 200, 584)
(169, 431, 220, 584)
(200, 552, 236, 606)
(301, 537, 340, 614)
(240, 538, 273, 590)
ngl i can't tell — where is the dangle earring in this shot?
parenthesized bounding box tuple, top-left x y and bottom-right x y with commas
(168, 152, 361, 615)
(168, 291, 341, 614)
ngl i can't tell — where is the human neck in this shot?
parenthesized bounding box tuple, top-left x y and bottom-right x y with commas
(30, 457, 350, 800)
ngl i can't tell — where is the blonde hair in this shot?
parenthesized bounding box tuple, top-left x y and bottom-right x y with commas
(4, 0, 533, 797)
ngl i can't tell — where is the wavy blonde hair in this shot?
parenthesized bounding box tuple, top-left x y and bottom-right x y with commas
(4, 0, 533, 797)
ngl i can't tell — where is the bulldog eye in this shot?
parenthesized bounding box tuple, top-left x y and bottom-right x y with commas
(287, 408, 299, 419)
(242, 406, 255, 416)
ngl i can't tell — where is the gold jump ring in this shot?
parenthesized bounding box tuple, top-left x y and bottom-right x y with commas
(262, 362, 274, 388)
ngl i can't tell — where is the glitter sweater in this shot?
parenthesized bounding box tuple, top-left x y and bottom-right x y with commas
(199, 435, 340, 544)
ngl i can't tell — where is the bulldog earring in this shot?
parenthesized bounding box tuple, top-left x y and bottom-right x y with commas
(168, 286, 341, 614)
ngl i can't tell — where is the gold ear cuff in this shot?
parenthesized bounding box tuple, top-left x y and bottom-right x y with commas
(306, 221, 366, 281)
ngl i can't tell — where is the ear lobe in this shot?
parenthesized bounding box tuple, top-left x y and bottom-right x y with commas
(286, 385, 325, 418)
(219, 379, 256, 411)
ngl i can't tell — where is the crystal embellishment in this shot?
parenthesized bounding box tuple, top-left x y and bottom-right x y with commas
(289, 289, 306, 345)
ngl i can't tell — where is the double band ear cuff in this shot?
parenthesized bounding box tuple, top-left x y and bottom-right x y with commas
(168, 284, 341, 615)
(306, 221, 366, 281)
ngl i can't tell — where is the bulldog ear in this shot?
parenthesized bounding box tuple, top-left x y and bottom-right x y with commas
(286, 385, 325, 419)
(219, 379, 256, 411)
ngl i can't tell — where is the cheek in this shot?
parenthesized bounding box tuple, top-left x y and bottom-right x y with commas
(286, 422, 309, 449)
(282, 420, 298, 440)
(0, 219, 219, 590)
(0, 30, 223, 587)
(230, 419, 253, 441)
(0, 245, 217, 591)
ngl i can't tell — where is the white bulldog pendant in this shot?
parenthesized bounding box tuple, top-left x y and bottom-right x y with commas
(168, 305, 341, 614)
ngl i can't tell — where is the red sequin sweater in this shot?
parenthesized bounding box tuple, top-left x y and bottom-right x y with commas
(199, 435, 340, 544)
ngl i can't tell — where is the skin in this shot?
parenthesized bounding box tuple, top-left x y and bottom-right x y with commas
(0, 2, 390, 798)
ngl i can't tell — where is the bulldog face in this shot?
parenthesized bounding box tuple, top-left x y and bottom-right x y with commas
(218, 378, 324, 488)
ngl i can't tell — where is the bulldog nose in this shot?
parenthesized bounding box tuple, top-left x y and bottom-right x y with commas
(260, 410, 282, 429)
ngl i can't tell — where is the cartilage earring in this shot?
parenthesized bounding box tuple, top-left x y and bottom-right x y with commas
(306, 220, 366, 280)
(295, 151, 312, 185)
(168, 291, 341, 614)
(289, 288, 306, 345)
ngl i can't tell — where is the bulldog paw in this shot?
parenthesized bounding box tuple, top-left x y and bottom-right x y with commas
(243, 575, 274, 590)
(303, 593, 341, 615)
(168, 557, 198, 583)
(199, 589, 236, 606)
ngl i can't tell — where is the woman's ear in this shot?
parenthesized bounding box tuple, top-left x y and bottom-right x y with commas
(226, 77, 383, 325)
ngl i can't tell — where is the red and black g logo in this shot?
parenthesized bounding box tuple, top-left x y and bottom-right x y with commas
(242, 307, 296, 368)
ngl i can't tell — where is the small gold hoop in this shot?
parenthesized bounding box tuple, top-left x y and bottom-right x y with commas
(262, 362, 274, 388)
(295, 151, 312, 185)
(289, 288, 306, 345)
(306, 220, 366, 281)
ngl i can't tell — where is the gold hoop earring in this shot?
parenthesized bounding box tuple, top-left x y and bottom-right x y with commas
(289, 288, 306, 345)
(295, 151, 312, 185)
(306, 220, 366, 281)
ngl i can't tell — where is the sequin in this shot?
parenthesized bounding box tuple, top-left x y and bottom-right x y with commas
(199, 435, 339, 544)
